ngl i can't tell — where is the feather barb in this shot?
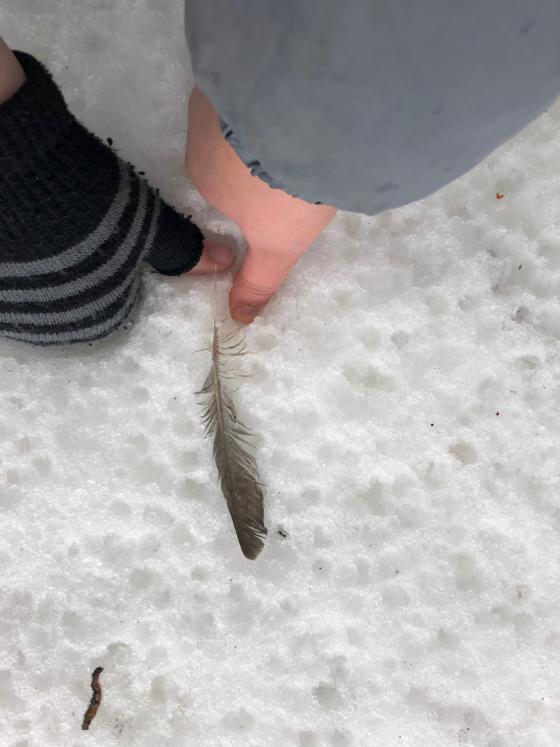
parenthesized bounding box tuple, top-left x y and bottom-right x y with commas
(198, 322, 267, 559)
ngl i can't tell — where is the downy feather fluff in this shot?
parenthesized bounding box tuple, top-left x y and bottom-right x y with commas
(198, 321, 267, 559)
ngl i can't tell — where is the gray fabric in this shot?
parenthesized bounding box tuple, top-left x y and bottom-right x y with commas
(185, 1, 560, 215)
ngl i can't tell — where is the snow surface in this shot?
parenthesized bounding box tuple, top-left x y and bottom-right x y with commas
(1, 2, 560, 746)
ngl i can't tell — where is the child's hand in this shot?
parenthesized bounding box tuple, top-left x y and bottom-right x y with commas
(186, 87, 336, 324)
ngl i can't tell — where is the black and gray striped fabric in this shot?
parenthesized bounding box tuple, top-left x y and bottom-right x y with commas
(0, 51, 204, 346)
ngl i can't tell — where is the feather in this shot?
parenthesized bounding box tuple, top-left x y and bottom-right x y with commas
(197, 321, 267, 559)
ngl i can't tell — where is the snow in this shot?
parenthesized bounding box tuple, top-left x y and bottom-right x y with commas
(1, 2, 560, 746)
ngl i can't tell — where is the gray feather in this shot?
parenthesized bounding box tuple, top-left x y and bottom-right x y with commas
(198, 322, 267, 559)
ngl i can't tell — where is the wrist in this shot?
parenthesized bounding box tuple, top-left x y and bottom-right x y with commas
(0, 39, 26, 105)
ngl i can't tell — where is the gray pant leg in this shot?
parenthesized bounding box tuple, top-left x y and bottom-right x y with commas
(186, 1, 560, 215)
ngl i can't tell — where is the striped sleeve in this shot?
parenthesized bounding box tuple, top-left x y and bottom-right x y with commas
(0, 51, 203, 347)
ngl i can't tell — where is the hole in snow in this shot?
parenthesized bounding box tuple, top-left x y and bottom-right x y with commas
(313, 682, 344, 710)
(449, 441, 478, 465)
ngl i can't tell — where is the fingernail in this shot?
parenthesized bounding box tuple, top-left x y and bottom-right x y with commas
(234, 303, 260, 321)
(206, 244, 233, 266)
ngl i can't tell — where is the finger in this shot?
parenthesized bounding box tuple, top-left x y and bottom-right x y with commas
(188, 241, 234, 275)
(229, 245, 303, 323)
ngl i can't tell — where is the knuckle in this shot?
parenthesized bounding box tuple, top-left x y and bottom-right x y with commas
(237, 276, 275, 299)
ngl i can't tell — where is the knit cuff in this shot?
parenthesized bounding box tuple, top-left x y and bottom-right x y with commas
(146, 200, 204, 275)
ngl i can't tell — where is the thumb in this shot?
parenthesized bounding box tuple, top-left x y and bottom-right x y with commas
(229, 244, 305, 324)
(144, 190, 233, 276)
